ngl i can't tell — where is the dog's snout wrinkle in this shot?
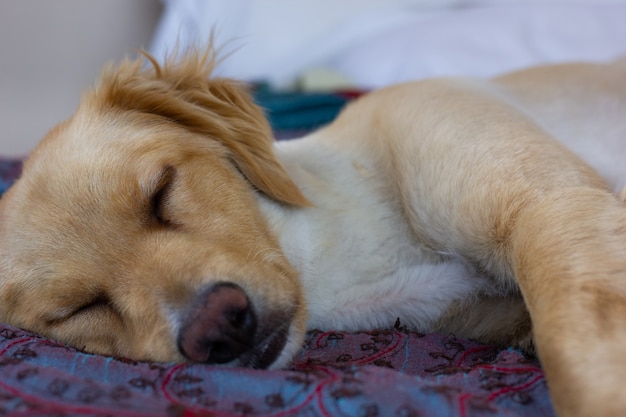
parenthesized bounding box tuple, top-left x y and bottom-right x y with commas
(177, 282, 257, 364)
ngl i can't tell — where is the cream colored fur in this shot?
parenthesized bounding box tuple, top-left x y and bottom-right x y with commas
(0, 51, 625, 417)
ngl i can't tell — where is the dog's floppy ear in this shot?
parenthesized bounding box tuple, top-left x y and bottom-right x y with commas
(96, 49, 310, 207)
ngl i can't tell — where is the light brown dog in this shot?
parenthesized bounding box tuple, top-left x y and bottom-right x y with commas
(1, 49, 626, 417)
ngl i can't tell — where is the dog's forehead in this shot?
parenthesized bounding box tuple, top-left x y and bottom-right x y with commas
(0, 106, 232, 248)
(28, 106, 227, 185)
(21, 121, 143, 209)
(0, 118, 153, 261)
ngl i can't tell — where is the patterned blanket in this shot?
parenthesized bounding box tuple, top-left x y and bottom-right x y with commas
(0, 323, 553, 417)
(0, 91, 555, 416)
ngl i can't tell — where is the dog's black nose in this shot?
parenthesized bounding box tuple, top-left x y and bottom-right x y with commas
(177, 282, 257, 364)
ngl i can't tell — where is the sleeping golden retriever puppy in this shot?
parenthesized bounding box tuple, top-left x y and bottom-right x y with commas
(1, 49, 626, 417)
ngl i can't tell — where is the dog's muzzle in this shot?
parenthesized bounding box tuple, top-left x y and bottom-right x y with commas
(177, 282, 289, 368)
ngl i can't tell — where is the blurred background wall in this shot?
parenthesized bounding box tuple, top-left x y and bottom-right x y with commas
(2, 0, 625, 157)
(0, 0, 162, 156)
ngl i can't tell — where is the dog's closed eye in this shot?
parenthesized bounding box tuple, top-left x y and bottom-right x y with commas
(45, 292, 117, 325)
(149, 166, 176, 227)
(71, 293, 113, 317)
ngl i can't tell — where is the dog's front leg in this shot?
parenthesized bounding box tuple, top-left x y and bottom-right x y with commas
(413, 141, 626, 417)
(412, 170, 626, 417)
(510, 189, 626, 417)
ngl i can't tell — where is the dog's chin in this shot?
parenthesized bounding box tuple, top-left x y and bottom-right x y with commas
(266, 323, 307, 370)
(232, 321, 304, 370)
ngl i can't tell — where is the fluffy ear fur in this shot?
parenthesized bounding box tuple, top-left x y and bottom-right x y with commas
(94, 48, 310, 207)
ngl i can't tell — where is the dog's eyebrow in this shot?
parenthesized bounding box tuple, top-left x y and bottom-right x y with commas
(141, 165, 175, 196)
(153, 165, 175, 195)
(139, 164, 176, 196)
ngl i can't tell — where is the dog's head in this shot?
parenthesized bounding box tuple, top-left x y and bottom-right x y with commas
(0, 49, 310, 368)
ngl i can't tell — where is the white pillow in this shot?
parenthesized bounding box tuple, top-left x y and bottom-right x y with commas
(151, 0, 626, 88)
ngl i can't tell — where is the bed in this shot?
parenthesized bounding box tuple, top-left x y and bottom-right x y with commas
(3, 1, 626, 415)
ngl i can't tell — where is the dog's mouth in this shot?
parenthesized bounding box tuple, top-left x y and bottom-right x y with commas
(237, 324, 290, 369)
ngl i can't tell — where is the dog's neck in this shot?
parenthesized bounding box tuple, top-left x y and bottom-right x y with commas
(257, 135, 486, 332)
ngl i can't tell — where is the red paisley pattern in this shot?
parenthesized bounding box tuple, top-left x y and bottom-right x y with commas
(0, 324, 554, 417)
